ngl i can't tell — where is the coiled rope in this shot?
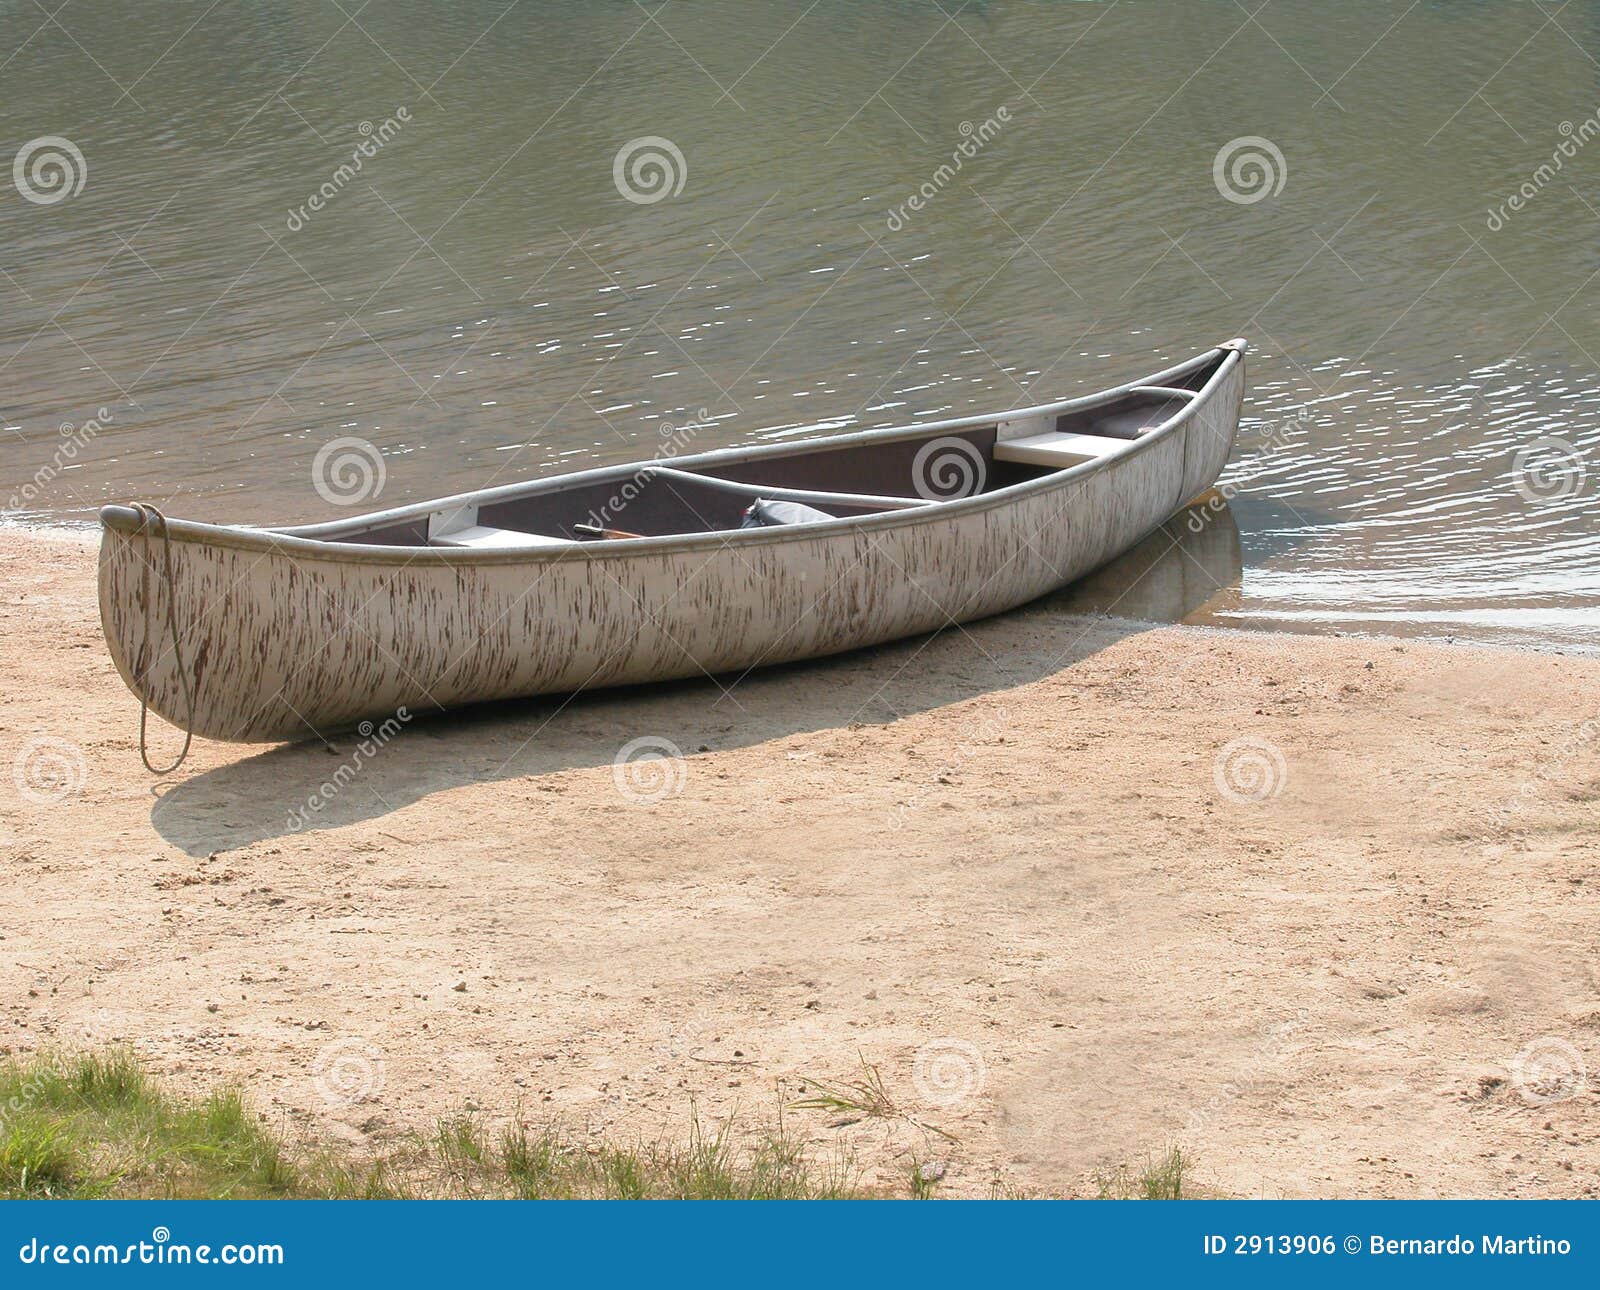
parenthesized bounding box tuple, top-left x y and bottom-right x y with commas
(129, 503, 194, 775)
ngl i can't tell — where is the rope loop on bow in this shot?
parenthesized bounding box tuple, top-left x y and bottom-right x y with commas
(128, 502, 194, 775)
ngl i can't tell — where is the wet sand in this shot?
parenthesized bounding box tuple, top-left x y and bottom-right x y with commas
(2, 527, 1597, 1197)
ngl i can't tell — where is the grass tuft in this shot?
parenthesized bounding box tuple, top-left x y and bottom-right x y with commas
(907, 1159, 940, 1199)
(791, 1058, 900, 1122)
(791, 1056, 956, 1142)
(1095, 1146, 1195, 1199)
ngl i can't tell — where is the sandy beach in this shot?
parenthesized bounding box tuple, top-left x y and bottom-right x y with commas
(3, 526, 1596, 1198)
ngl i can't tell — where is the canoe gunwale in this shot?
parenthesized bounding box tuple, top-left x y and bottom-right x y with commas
(99, 341, 1245, 567)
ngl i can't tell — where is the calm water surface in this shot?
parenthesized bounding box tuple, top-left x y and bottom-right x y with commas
(2, 0, 1597, 650)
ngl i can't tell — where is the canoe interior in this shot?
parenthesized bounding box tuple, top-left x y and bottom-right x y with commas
(321, 354, 1223, 550)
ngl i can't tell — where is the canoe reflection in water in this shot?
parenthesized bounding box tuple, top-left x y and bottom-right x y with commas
(1037, 493, 1243, 627)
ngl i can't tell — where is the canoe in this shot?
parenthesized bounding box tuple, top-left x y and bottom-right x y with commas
(98, 339, 1247, 750)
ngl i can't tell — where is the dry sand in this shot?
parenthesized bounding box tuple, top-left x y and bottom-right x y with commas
(2, 527, 1597, 1198)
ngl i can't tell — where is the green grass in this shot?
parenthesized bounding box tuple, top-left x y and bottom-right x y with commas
(441, 1113, 858, 1199)
(0, 1048, 1205, 1199)
(0, 1049, 861, 1199)
(790, 1055, 957, 1142)
(1094, 1146, 1196, 1200)
(0, 1048, 298, 1199)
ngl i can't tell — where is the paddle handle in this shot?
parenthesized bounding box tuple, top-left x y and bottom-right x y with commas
(573, 523, 645, 540)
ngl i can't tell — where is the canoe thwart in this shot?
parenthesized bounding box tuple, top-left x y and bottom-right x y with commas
(430, 525, 576, 550)
(994, 432, 1130, 468)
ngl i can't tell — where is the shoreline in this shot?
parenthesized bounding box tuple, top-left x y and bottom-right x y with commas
(3, 528, 1598, 1198)
(0, 518, 99, 545)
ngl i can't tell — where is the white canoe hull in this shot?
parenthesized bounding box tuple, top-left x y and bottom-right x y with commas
(99, 343, 1245, 743)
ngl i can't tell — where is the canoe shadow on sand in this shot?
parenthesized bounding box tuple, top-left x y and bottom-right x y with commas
(150, 503, 1247, 856)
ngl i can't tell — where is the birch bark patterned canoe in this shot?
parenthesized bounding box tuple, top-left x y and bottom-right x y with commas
(98, 339, 1247, 746)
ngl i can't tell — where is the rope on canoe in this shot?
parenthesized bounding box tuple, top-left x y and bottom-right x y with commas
(130, 502, 194, 775)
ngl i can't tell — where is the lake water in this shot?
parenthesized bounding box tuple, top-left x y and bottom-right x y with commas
(2, 0, 1597, 651)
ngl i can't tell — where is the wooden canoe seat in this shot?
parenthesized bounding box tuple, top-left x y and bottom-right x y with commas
(993, 431, 1130, 468)
(430, 525, 573, 550)
(426, 503, 573, 549)
(994, 385, 1196, 469)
